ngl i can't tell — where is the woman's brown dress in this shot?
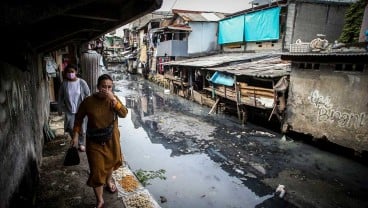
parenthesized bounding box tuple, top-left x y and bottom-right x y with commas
(73, 94, 128, 187)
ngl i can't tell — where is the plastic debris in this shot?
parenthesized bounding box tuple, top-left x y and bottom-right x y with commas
(275, 184, 286, 198)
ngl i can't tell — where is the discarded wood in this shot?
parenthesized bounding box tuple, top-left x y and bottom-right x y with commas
(208, 98, 220, 115)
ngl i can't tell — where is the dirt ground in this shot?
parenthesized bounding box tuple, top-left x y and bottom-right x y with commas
(35, 113, 124, 208)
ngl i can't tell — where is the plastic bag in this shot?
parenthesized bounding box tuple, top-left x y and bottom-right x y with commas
(63, 147, 80, 166)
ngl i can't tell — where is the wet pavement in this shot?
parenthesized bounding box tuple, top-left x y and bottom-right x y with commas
(111, 70, 368, 208)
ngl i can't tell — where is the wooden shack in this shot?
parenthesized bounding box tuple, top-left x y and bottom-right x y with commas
(206, 56, 291, 123)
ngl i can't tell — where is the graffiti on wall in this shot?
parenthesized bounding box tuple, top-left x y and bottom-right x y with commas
(309, 90, 367, 130)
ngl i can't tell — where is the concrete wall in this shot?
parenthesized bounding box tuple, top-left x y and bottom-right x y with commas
(246, 41, 282, 51)
(284, 66, 368, 152)
(0, 57, 49, 207)
(156, 40, 188, 57)
(359, 4, 368, 42)
(287, 2, 348, 46)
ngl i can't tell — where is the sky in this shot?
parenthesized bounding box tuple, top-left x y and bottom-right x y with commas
(156, 0, 253, 14)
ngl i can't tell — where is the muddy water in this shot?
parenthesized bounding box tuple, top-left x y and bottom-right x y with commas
(109, 70, 368, 208)
(111, 73, 283, 208)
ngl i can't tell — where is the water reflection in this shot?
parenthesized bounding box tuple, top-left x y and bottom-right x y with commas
(113, 75, 278, 208)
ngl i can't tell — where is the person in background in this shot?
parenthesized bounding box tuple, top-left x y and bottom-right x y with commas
(58, 64, 90, 152)
(80, 42, 106, 93)
(72, 74, 128, 208)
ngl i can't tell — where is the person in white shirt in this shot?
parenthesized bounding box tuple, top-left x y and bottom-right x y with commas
(58, 64, 90, 151)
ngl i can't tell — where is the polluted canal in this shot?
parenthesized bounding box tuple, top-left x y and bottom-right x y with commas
(110, 71, 368, 208)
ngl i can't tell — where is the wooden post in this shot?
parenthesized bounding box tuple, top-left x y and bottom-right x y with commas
(234, 76, 241, 121)
(208, 98, 220, 115)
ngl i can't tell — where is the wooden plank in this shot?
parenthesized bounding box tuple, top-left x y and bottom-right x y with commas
(241, 90, 274, 98)
(241, 86, 274, 93)
(208, 98, 220, 115)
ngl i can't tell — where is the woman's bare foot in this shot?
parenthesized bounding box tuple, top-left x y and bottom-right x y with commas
(96, 200, 104, 208)
(105, 181, 117, 193)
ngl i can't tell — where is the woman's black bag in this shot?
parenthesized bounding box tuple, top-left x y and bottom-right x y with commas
(63, 147, 80, 166)
(86, 114, 116, 144)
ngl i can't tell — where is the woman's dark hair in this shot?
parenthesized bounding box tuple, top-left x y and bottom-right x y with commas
(97, 74, 113, 86)
(64, 64, 78, 72)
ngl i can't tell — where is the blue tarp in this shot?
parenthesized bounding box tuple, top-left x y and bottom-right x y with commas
(244, 7, 281, 41)
(209, 72, 234, 86)
(218, 15, 244, 44)
(217, 7, 280, 44)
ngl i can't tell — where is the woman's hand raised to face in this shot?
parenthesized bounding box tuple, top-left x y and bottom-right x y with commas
(97, 77, 117, 107)
(98, 89, 117, 107)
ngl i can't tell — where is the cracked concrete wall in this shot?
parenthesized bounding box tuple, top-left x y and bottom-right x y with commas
(0, 57, 49, 207)
(284, 65, 368, 152)
(285, 2, 349, 47)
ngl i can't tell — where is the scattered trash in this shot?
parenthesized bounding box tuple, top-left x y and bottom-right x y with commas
(164, 89, 170, 94)
(250, 163, 266, 175)
(275, 184, 286, 198)
(160, 196, 167, 203)
(251, 130, 275, 138)
(234, 168, 244, 175)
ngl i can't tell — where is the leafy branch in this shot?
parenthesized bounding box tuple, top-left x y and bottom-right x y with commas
(134, 169, 167, 186)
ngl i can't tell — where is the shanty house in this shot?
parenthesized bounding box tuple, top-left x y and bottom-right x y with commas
(152, 10, 226, 75)
(218, 0, 352, 52)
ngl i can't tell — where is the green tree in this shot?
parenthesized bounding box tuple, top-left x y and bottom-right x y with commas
(339, 0, 367, 43)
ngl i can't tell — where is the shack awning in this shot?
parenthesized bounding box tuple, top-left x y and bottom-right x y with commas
(163, 52, 276, 68)
(206, 56, 291, 78)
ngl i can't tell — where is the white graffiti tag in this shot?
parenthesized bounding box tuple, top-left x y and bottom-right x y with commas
(309, 90, 367, 129)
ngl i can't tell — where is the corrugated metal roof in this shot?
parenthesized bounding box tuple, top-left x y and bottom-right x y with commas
(296, 0, 356, 4)
(282, 52, 368, 57)
(167, 25, 192, 31)
(176, 12, 226, 22)
(206, 57, 291, 78)
(163, 52, 277, 68)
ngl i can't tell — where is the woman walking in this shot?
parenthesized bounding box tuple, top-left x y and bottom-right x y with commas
(72, 74, 128, 208)
(58, 64, 90, 151)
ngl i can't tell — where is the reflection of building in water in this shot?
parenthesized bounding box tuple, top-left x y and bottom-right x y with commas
(125, 96, 141, 129)
(125, 85, 157, 129)
(125, 87, 191, 157)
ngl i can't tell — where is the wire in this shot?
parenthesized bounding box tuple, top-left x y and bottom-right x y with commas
(170, 0, 179, 11)
(164, 0, 178, 18)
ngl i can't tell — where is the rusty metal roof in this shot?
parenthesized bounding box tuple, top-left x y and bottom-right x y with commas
(173, 10, 226, 22)
(163, 52, 277, 68)
(207, 57, 291, 78)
